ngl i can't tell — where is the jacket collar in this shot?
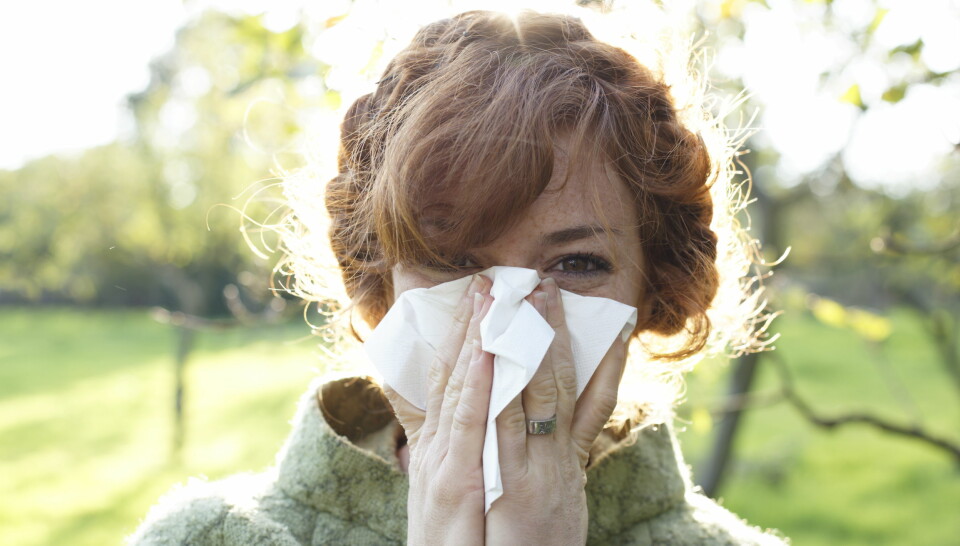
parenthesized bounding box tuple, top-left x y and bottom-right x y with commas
(275, 377, 686, 543)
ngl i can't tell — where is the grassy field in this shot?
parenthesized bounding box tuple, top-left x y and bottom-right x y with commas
(1, 307, 958, 545)
(677, 308, 960, 545)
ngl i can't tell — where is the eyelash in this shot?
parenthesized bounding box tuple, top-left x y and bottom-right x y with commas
(423, 252, 613, 277)
(549, 252, 613, 277)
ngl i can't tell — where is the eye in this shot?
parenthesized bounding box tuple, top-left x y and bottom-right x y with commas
(549, 253, 612, 276)
(559, 256, 595, 272)
(449, 255, 478, 269)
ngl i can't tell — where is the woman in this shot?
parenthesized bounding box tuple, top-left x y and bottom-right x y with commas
(131, 9, 786, 545)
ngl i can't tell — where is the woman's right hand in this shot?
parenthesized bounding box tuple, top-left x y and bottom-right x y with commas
(383, 274, 494, 546)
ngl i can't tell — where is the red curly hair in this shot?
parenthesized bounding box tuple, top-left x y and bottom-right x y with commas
(324, 10, 719, 361)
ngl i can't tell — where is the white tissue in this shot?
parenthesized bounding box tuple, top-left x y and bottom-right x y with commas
(364, 266, 637, 512)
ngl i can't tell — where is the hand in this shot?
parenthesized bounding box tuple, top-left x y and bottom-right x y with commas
(383, 275, 495, 546)
(485, 277, 627, 545)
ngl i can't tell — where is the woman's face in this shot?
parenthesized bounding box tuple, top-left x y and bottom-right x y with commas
(391, 146, 646, 311)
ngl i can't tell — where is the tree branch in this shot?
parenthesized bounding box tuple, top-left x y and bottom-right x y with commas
(769, 353, 960, 465)
(881, 230, 960, 256)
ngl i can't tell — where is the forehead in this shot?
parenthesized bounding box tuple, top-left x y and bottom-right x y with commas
(523, 146, 636, 231)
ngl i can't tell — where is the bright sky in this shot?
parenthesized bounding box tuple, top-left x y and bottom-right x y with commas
(0, 1, 183, 169)
(2, 0, 958, 193)
(724, 0, 960, 192)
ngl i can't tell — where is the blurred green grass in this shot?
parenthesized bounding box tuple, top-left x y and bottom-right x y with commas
(678, 309, 960, 546)
(0, 308, 320, 546)
(1, 307, 958, 545)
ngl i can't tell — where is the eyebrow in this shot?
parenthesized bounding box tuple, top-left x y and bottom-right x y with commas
(541, 224, 622, 246)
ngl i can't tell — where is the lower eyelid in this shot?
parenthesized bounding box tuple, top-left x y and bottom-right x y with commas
(556, 270, 609, 279)
(549, 274, 607, 293)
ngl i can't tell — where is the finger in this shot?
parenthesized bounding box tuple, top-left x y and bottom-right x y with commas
(495, 392, 528, 477)
(421, 274, 486, 442)
(447, 341, 494, 467)
(521, 290, 559, 451)
(572, 337, 625, 458)
(383, 383, 425, 447)
(540, 278, 578, 434)
(435, 289, 492, 448)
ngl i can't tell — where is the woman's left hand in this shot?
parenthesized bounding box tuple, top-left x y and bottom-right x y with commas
(485, 277, 627, 544)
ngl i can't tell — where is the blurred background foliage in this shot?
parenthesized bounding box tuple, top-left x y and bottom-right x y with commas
(0, 10, 326, 313)
(1, 0, 958, 545)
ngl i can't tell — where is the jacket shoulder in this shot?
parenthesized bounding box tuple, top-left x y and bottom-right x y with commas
(629, 491, 789, 546)
(126, 473, 302, 546)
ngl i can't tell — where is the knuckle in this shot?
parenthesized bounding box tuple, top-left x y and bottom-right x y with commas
(587, 391, 619, 425)
(458, 370, 483, 404)
(525, 384, 558, 409)
(555, 367, 578, 394)
(451, 306, 471, 326)
(499, 407, 528, 433)
(427, 330, 470, 388)
(451, 405, 474, 433)
(443, 382, 462, 408)
(451, 295, 476, 328)
(427, 358, 448, 386)
(448, 362, 467, 388)
(527, 371, 558, 397)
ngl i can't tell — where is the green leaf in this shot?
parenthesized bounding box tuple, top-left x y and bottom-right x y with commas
(868, 8, 889, 35)
(810, 296, 892, 342)
(811, 297, 847, 328)
(847, 309, 892, 342)
(840, 84, 864, 109)
(881, 84, 907, 103)
(891, 38, 924, 59)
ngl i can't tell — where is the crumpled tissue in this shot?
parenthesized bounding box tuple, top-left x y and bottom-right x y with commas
(364, 266, 637, 511)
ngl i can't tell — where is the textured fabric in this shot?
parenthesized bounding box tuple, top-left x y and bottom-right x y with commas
(128, 377, 788, 545)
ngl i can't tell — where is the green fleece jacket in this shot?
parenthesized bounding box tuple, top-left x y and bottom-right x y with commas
(128, 377, 787, 545)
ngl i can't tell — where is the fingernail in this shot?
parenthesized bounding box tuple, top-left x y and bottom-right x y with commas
(468, 274, 481, 295)
(541, 277, 558, 297)
(473, 292, 483, 317)
(533, 291, 548, 315)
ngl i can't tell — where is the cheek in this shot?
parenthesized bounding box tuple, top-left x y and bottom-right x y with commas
(390, 266, 436, 302)
(609, 273, 643, 309)
(608, 255, 645, 309)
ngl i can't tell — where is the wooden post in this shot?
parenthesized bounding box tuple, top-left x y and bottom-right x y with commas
(698, 351, 761, 497)
(172, 325, 195, 459)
